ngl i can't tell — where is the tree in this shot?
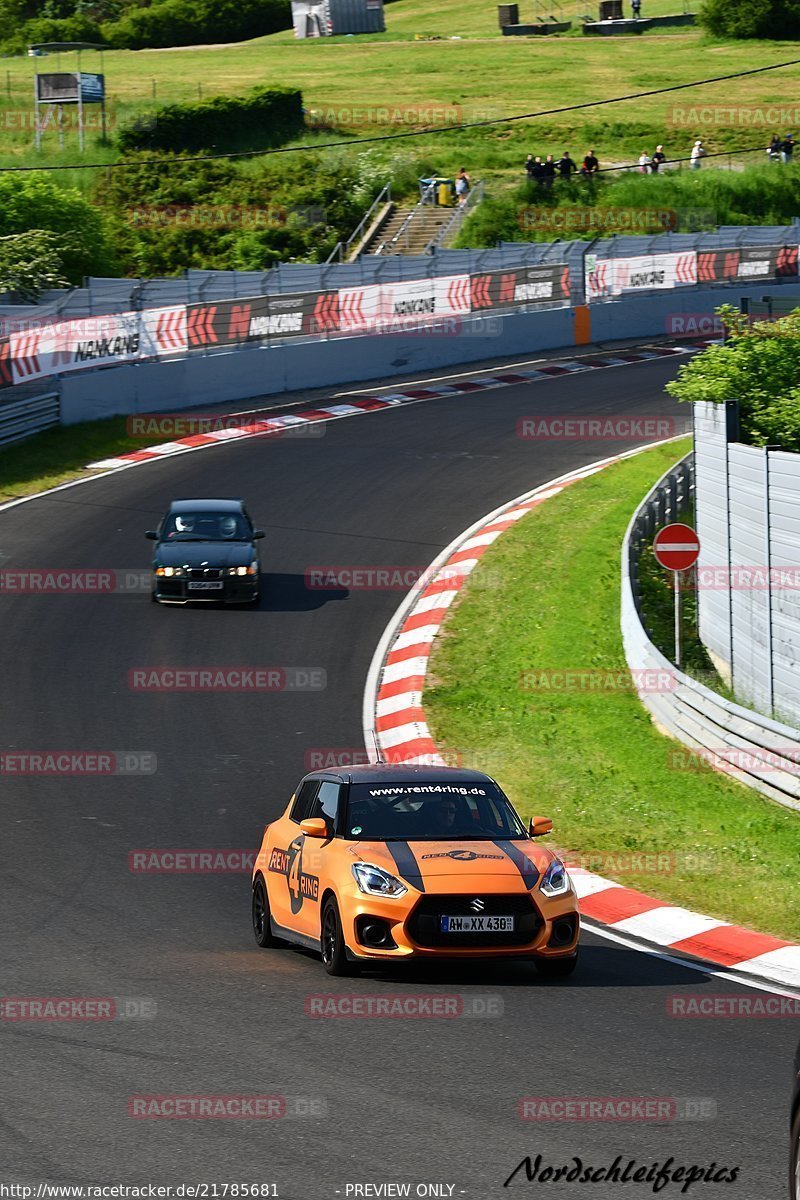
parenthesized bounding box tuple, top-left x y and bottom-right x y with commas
(665, 306, 800, 451)
(699, 0, 800, 39)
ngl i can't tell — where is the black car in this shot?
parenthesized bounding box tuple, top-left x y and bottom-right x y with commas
(146, 498, 263, 605)
(792, 1040, 800, 1198)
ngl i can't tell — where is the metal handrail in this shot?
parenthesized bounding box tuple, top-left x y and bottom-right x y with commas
(375, 181, 437, 256)
(426, 179, 484, 253)
(325, 181, 392, 264)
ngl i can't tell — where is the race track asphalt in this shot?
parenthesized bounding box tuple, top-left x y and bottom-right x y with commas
(0, 358, 793, 1199)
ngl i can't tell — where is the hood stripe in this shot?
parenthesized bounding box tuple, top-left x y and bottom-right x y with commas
(387, 841, 426, 892)
(493, 841, 539, 889)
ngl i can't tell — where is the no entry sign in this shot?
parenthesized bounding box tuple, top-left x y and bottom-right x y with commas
(653, 523, 700, 572)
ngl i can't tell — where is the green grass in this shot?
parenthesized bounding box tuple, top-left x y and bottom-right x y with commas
(424, 438, 800, 941)
(0, 15, 798, 187)
(0, 416, 193, 501)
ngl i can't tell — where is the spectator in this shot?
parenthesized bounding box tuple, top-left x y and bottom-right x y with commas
(631, 0, 641, 15)
(783, 133, 795, 164)
(525, 154, 536, 180)
(768, 133, 782, 162)
(455, 167, 471, 206)
(531, 156, 545, 185)
(582, 148, 600, 175)
(557, 151, 576, 179)
(638, 149, 652, 173)
(651, 144, 666, 172)
(690, 138, 706, 170)
(542, 154, 556, 189)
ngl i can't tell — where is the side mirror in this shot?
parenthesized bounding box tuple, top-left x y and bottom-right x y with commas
(253, 530, 265, 539)
(300, 818, 328, 839)
(145, 530, 158, 540)
(529, 816, 553, 838)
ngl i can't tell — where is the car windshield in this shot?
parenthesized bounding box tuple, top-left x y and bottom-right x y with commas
(344, 781, 527, 841)
(162, 511, 251, 541)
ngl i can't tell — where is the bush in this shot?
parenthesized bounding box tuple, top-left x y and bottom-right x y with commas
(666, 308, 800, 452)
(105, 0, 290, 49)
(117, 86, 303, 153)
(22, 10, 103, 43)
(0, 230, 70, 302)
(0, 172, 115, 282)
(699, 0, 800, 39)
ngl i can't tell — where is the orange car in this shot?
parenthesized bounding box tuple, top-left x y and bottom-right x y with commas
(251, 765, 579, 976)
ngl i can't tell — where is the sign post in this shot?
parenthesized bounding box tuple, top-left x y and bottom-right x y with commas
(653, 522, 701, 668)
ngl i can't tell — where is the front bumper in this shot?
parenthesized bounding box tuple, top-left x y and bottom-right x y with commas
(339, 883, 579, 961)
(153, 575, 259, 604)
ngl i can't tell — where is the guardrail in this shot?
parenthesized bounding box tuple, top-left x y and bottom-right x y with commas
(0, 390, 59, 447)
(621, 452, 800, 813)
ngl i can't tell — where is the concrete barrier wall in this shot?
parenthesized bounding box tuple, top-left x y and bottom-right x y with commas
(59, 307, 576, 424)
(58, 282, 800, 425)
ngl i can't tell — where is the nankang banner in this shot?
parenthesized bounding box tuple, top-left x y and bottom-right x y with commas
(696, 245, 799, 283)
(470, 265, 570, 310)
(586, 252, 697, 299)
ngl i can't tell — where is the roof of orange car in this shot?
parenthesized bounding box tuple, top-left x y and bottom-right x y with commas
(303, 764, 497, 786)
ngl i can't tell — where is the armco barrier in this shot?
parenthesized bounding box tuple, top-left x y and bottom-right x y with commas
(621, 454, 800, 813)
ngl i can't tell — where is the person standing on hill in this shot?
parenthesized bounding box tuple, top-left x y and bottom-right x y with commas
(651, 144, 666, 172)
(768, 133, 782, 162)
(783, 133, 795, 164)
(582, 149, 600, 175)
(557, 151, 576, 180)
(531, 156, 545, 185)
(638, 150, 652, 173)
(455, 167, 471, 206)
(542, 154, 556, 189)
(690, 138, 706, 169)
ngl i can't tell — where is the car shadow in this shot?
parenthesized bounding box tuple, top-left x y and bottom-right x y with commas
(270, 942, 715, 989)
(260, 572, 349, 612)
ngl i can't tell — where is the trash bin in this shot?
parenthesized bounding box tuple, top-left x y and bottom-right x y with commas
(438, 181, 454, 206)
(599, 0, 623, 17)
(498, 3, 519, 27)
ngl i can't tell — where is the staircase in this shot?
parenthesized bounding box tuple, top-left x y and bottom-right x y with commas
(363, 204, 453, 256)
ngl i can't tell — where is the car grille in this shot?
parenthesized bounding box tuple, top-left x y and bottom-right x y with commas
(188, 568, 223, 580)
(407, 893, 541, 948)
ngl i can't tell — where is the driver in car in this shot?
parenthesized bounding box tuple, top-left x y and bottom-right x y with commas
(428, 796, 471, 837)
(169, 515, 194, 537)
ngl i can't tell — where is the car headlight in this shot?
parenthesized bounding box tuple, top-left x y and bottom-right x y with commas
(228, 566, 257, 576)
(540, 857, 571, 897)
(352, 863, 408, 898)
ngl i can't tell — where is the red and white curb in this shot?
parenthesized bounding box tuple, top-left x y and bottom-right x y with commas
(363, 443, 800, 994)
(87, 344, 698, 471)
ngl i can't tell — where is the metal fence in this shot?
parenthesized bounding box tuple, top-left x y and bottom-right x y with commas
(693, 399, 800, 728)
(621, 451, 800, 813)
(5, 219, 798, 322)
(0, 388, 59, 448)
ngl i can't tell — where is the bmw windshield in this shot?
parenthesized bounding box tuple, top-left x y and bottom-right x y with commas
(161, 512, 252, 541)
(344, 781, 528, 841)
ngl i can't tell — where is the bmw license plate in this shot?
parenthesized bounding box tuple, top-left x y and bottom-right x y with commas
(187, 581, 224, 591)
(440, 914, 514, 933)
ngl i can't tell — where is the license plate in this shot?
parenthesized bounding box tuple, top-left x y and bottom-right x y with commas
(187, 581, 223, 591)
(440, 914, 514, 933)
